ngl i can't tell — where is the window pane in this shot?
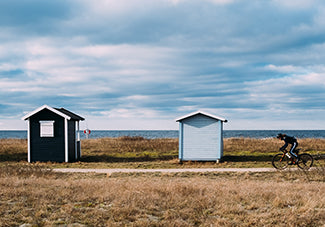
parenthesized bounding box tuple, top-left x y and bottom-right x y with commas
(40, 121, 54, 137)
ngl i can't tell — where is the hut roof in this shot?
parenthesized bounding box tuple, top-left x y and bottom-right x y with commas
(176, 110, 227, 122)
(54, 108, 85, 121)
(22, 105, 84, 121)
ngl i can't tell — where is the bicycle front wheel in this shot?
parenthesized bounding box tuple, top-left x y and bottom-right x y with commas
(272, 153, 289, 170)
(297, 153, 313, 170)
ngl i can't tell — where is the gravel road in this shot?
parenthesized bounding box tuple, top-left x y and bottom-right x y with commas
(53, 168, 276, 174)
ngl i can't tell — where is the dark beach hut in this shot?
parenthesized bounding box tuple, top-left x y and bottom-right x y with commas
(22, 105, 85, 162)
(176, 111, 227, 162)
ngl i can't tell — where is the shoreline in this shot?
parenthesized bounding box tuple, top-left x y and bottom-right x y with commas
(1, 129, 325, 139)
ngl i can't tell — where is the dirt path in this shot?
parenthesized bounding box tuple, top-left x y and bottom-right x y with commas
(53, 168, 276, 174)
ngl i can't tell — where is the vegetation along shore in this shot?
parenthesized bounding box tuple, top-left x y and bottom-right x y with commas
(0, 137, 324, 226)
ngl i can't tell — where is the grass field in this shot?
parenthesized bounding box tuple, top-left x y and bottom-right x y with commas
(1, 136, 325, 169)
(0, 164, 325, 226)
(0, 137, 325, 226)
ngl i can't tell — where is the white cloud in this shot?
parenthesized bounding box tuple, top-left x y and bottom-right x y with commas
(206, 0, 235, 4)
(272, 0, 316, 9)
(104, 108, 159, 119)
(265, 64, 306, 73)
(169, 0, 235, 5)
(245, 73, 325, 110)
(0, 63, 18, 71)
(123, 95, 150, 101)
(1, 0, 325, 130)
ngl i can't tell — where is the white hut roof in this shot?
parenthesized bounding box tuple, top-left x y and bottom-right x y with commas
(22, 105, 84, 121)
(176, 110, 227, 122)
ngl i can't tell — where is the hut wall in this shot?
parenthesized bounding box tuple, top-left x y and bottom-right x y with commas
(180, 114, 221, 161)
(29, 109, 65, 162)
(68, 120, 76, 161)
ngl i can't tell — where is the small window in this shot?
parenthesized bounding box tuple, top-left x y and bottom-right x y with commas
(40, 121, 55, 137)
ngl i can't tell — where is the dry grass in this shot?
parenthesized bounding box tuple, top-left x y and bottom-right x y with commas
(1, 138, 325, 226)
(77, 137, 325, 169)
(1, 137, 325, 169)
(0, 139, 27, 161)
(224, 137, 325, 154)
(81, 136, 178, 162)
(0, 164, 324, 226)
(222, 138, 325, 168)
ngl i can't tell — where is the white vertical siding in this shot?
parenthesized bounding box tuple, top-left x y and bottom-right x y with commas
(64, 118, 68, 162)
(75, 121, 78, 160)
(181, 114, 221, 161)
(179, 122, 184, 160)
(217, 121, 223, 159)
(76, 121, 82, 158)
(27, 120, 31, 163)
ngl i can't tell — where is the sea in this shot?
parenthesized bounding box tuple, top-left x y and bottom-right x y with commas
(1, 130, 325, 139)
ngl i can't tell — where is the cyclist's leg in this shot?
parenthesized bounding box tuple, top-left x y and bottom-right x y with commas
(289, 142, 298, 159)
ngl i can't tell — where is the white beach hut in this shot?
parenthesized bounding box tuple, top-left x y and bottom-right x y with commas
(176, 111, 227, 162)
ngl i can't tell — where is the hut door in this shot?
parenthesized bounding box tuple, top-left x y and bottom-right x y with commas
(182, 115, 218, 160)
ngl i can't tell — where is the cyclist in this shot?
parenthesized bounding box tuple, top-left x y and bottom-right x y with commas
(277, 133, 299, 164)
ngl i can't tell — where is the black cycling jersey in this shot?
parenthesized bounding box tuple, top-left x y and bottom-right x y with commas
(280, 135, 298, 152)
(283, 135, 297, 144)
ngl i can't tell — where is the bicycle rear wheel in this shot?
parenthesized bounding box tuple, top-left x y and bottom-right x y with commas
(297, 153, 313, 170)
(272, 153, 289, 170)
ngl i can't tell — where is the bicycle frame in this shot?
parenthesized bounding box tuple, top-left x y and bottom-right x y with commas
(272, 148, 313, 170)
(281, 148, 300, 160)
(280, 149, 293, 160)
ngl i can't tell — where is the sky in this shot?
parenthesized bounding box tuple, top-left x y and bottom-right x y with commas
(0, 0, 325, 130)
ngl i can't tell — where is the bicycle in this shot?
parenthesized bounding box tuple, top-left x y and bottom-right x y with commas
(272, 148, 313, 170)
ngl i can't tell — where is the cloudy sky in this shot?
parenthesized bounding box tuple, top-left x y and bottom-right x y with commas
(1, 0, 325, 130)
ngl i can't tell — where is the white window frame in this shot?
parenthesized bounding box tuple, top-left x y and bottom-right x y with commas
(39, 121, 55, 137)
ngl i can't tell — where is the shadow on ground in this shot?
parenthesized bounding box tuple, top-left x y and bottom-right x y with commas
(0, 153, 26, 162)
(80, 154, 274, 163)
(2, 153, 322, 164)
(222, 155, 274, 162)
(80, 155, 177, 163)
